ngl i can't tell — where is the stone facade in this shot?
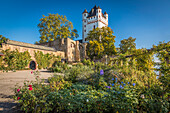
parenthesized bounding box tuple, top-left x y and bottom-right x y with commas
(37, 38, 86, 62)
(0, 39, 66, 69)
(0, 38, 87, 69)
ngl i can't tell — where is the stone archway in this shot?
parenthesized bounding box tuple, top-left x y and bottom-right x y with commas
(29, 61, 36, 70)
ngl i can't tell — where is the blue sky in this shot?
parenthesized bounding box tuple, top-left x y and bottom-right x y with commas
(0, 0, 169, 49)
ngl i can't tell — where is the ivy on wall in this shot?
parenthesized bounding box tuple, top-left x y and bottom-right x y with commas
(34, 51, 61, 69)
(0, 49, 31, 71)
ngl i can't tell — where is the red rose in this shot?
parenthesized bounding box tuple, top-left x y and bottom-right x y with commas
(31, 71, 33, 74)
(29, 87, 33, 91)
(17, 97, 20, 100)
(17, 89, 20, 92)
(28, 85, 32, 87)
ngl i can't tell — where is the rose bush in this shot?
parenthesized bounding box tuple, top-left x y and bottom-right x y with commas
(14, 68, 169, 113)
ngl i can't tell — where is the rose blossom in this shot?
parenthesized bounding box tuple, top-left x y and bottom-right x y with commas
(17, 89, 20, 92)
(29, 87, 33, 91)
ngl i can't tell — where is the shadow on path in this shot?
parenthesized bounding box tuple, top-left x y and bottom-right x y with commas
(39, 70, 53, 73)
(0, 102, 20, 113)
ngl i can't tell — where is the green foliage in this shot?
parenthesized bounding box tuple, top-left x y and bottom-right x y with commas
(14, 70, 169, 113)
(119, 37, 136, 54)
(64, 64, 94, 83)
(49, 60, 69, 73)
(82, 59, 94, 66)
(37, 13, 78, 43)
(0, 35, 8, 47)
(86, 27, 116, 60)
(34, 51, 59, 69)
(0, 49, 31, 71)
(153, 41, 170, 92)
(48, 74, 72, 91)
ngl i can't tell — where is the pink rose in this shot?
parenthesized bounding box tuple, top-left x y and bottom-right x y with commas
(31, 71, 33, 74)
(17, 97, 20, 100)
(29, 87, 33, 91)
(17, 89, 20, 92)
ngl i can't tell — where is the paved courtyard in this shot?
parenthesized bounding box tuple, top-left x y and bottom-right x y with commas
(0, 70, 54, 113)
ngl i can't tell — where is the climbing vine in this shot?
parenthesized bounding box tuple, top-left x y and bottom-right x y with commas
(0, 49, 31, 71)
(34, 51, 60, 69)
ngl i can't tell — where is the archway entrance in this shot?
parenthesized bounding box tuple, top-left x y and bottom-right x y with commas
(29, 61, 36, 70)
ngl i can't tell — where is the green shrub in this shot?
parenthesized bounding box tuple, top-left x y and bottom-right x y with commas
(14, 67, 169, 113)
(64, 65, 94, 83)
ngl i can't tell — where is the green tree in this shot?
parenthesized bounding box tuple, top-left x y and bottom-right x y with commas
(71, 29, 79, 39)
(86, 27, 116, 60)
(0, 35, 8, 47)
(119, 37, 136, 54)
(37, 14, 78, 43)
(153, 41, 170, 92)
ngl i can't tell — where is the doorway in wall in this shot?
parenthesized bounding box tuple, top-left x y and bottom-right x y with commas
(29, 61, 36, 70)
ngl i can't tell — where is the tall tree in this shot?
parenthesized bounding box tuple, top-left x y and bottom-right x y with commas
(119, 37, 136, 54)
(37, 14, 78, 43)
(86, 27, 116, 60)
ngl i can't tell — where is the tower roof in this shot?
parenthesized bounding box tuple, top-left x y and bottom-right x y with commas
(87, 5, 99, 18)
(104, 11, 107, 14)
(82, 9, 88, 14)
(93, 5, 98, 9)
(86, 5, 106, 19)
(98, 6, 101, 9)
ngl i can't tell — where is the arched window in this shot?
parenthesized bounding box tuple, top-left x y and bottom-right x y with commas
(93, 25, 95, 29)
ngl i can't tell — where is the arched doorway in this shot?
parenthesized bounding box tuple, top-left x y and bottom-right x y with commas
(29, 61, 36, 70)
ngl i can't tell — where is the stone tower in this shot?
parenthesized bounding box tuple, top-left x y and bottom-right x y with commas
(82, 5, 108, 43)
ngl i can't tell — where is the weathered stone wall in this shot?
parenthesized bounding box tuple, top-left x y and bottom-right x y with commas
(37, 38, 84, 62)
(0, 40, 65, 69)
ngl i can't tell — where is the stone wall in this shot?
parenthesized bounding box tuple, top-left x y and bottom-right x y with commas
(0, 40, 65, 69)
(37, 38, 86, 62)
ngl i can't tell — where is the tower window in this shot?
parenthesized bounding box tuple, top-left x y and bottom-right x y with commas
(84, 30, 86, 32)
(93, 25, 95, 29)
(84, 25, 86, 27)
(84, 14, 86, 16)
(84, 20, 86, 22)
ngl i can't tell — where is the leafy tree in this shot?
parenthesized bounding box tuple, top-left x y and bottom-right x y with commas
(37, 14, 78, 43)
(86, 27, 116, 60)
(153, 41, 170, 92)
(0, 35, 8, 47)
(119, 37, 136, 54)
(71, 29, 79, 39)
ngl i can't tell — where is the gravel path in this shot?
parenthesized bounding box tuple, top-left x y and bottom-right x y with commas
(0, 70, 54, 113)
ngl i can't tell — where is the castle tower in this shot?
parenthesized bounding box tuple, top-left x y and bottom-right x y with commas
(82, 5, 108, 43)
